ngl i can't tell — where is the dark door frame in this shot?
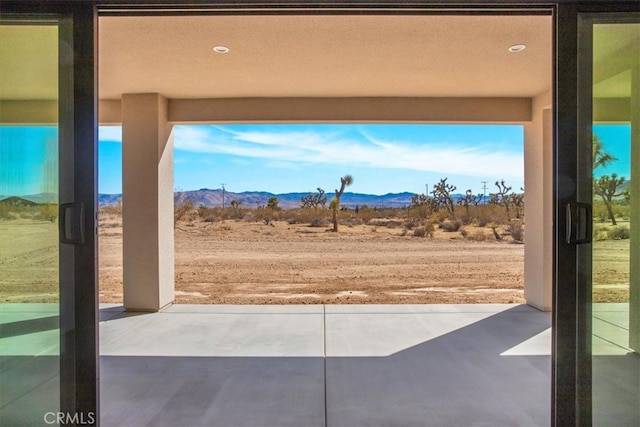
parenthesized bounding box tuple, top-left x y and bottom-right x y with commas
(0, 0, 99, 421)
(555, 3, 639, 426)
(3, 1, 640, 426)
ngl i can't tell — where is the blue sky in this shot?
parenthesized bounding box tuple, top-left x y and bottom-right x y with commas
(99, 124, 526, 196)
(0, 126, 58, 196)
(593, 124, 631, 178)
(2, 124, 631, 198)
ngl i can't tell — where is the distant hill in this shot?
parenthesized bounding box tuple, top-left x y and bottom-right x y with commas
(0, 196, 40, 206)
(22, 193, 58, 204)
(0, 193, 57, 204)
(99, 189, 424, 209)
(98, 193, 123, 206)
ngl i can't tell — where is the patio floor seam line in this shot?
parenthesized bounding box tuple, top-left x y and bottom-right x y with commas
(594, 334, 632, 352)
(594, 316, 629, 331)
(0, 373, 59, 411)
(99, 314, 157, 350)
(323, 304, 328, 427)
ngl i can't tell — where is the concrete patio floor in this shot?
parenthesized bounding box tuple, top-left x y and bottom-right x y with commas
(100, 304, 552, 427)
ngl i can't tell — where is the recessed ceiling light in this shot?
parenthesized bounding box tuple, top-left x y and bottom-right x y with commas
(213, 46, 230, 54)
(508, 44, 527, 53)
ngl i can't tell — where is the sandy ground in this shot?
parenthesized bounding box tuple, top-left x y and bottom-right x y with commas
(0, 219, 59, 303)
(592, 239, 631, 303)
(0, 218, 628, 304)
(99, 218, 527, 304)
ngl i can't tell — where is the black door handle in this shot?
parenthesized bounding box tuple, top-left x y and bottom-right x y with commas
(566, 203, 592, 245)
(59, 202, 85, 245)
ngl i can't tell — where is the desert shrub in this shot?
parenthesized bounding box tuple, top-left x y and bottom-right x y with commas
(254, 207, 276, 225)
(593, 202, 608, 223)
(229, 207, 247, 220)
(460, 216, 473, 225)
(400, 227, 408, 236)
(608, 225, 630, 240)
(37, 204, 58, 222)
(368, 218, 401, 228)
(101, 205, 122, 216)
(203, 215, 217, 223)
(197, 206, 214, 219)
(20, 211, 36, 219)
(310, 217, 329, 228)
(459, 228, 468, 239)
(174, 198, 194, 225)
(289, 208, 327, 225)
(342, 217, 363, 227)
(0, 203, 13, 219)
(413, 224, 434, 238)
(413, 227, 427, 237)
(439, 219, 462, 232)
(357, 206, 377, 223)
(475, 204, 508, 225)
(593, 225, 609, 241)
(403, 219, 424, 230)
(506, 220, 524, 242)
(470, 229, 487, 241)
(476, 218, 489, 227)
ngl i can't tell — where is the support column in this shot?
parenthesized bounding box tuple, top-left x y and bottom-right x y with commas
(524, 91, 553, 311)
(630, 59, 640, 352)
(122, 94, 175, 311)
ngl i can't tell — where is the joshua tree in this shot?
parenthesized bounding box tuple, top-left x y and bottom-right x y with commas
(457, 189, 483, 221)
(489, 179, 513, 221)
(592, 133, 625, 224)
(409, 193, 438, 221)
(431, 178, 456, 217)
(300, 188, 328, 209)
(593, 133, 616, 170)
(330, 174, 353, 232)
(267, 196, 280, 211)
(594, 173, 626, 225)
(508, 188, 525, 219)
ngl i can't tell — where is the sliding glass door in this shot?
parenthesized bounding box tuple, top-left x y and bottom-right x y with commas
(586, 15, 640, 426)
(0, 22, 62, 426)
(0, 4, 98, 426)
(558, 8, 640, 426)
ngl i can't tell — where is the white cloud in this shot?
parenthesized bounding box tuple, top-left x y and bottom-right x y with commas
(172, 125, 523, 179)
(98, 126, 122, 142)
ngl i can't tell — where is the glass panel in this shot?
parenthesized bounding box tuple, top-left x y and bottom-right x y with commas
(0, 24, 60, 425)
(592, 22, 640, 426)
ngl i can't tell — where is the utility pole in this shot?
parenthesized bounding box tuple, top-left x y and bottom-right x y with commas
(221, 183, 226, 208)
(425, 184, 428, 196)
(481, 181, 488, 204)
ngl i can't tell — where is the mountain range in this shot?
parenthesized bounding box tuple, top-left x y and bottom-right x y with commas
(100, 188, 423, 209)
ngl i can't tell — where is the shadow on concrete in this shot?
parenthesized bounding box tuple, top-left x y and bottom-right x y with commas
(593, 352, 640, 427)
(100, 306, 552, 427)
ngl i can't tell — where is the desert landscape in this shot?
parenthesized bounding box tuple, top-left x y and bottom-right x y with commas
(0, 204, 630, 305)
(99, 216, 525, 305)
(95, 205, 631, 305)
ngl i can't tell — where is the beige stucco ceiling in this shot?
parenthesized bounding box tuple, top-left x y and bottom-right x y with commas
(0, 25, 58, 100)
(98, 14, 553, 100)
(593, 23, 640, 98)
(4, 16, 637, 105)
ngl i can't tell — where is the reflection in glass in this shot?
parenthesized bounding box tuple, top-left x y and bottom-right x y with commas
(0, 24, 60, 425)
(591, 23, 640, 426)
